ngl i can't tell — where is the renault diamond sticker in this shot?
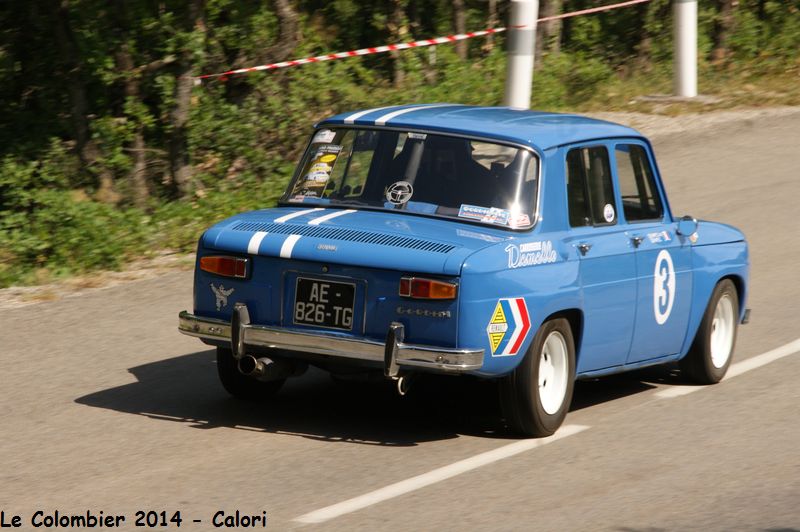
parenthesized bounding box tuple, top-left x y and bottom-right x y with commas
(486, 298, 531, 357)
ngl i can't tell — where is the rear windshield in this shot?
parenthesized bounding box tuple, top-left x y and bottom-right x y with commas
(281, 127, 539, 229)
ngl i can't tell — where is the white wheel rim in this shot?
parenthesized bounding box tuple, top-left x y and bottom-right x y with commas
(710, 294, 735, 369)
(538, 331, 569, 415)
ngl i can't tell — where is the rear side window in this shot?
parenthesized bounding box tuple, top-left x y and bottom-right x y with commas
(615, 144, 663, 221)
(566, 146, 616, 227)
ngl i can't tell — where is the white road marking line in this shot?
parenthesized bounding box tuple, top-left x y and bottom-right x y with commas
(726, 337, 800, 378)
(274, 208, 324, 223)
(654, 385, 696, 399)
(655, 337, 800, 399)
(308, 209, 357, 225)
(247, 231, 268, 255)
(343, 106, 397, 124)
(280, 235, 302, 258)
(374, 104, 461, 126)
(293, 424, 589, 524)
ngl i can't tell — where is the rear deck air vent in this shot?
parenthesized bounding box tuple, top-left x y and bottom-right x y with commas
(232, 222, 456, 254)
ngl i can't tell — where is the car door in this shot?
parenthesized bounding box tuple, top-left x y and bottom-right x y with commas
(565, 144, 637, 372)
(613, 143, 693, 363)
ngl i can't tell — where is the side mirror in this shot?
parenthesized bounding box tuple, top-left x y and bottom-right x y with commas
(676, 215, 698, 237)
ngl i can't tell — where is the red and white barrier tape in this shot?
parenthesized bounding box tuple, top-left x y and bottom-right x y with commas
(196, 0, 650, 81)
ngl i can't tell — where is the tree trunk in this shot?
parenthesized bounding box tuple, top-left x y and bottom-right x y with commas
(389, 0, 407, 87)
(536, 0, 562, 58)
(484, 0, 498, 52)
(453, 0, 467, 60)
(112, 0, 149, 208)
(712, 0, 737, 63)
(52, 0, 118, 203)
(634, 0, 657, 71)
(271, 0, 299, 61)
(170, 0, 206, 198)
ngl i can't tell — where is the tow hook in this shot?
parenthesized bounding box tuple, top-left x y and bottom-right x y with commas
(396, 374, 413, 396)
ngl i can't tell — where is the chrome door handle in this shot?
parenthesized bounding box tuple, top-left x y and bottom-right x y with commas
(577, 243, 592, 256)
(631, 236, 644, 248)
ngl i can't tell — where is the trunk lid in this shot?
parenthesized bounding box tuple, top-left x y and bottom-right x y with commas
(201, 206, 512, 275)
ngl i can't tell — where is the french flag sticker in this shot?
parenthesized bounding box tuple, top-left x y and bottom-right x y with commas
(486, 298, 532, 357)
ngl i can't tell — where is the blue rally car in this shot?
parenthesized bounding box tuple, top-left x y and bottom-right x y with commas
(179, 104, 750, 437)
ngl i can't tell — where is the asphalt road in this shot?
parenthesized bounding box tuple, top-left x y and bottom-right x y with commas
(2, 110, 799, 531)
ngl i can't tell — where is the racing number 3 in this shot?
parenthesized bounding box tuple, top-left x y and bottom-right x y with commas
(653, 249, 675, 325)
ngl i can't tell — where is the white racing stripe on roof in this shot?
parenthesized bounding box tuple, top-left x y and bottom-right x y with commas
(247, 231, 268, 255)
(308, 209, 357, 225)
(343, 106, 397, 124)
(280, 235, 302, 259)
(274, 208, 324, 223)
(373, 104, 462, 126)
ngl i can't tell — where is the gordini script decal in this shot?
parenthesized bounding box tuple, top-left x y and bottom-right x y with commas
(505, 241, 558, 269)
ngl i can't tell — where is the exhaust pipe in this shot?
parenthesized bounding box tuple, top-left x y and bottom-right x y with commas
(238, 355, 306, 381)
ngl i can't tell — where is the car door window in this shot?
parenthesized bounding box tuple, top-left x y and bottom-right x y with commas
(566, 146, 617, 227)
(615, 144, 663, 221)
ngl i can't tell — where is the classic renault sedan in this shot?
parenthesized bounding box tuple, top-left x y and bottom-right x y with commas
(179, 104, 750, 437)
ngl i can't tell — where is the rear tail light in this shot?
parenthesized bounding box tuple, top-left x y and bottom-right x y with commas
(199, 256, 248, 278)
(399, 277, 458, 299)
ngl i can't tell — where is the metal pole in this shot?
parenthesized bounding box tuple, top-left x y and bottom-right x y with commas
(673, 0, 698, 98)
(504, 0, 539, 109)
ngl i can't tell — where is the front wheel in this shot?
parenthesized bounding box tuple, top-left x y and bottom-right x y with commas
(216, 347, 285, 400)
(499, 318, 576, 437)
(680, 279, 739, 384)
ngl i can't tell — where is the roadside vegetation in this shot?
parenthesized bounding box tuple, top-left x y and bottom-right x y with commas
(1, 0, 798, 288)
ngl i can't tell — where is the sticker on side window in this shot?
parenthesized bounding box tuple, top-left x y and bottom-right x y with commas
(603, 203, 615, 223)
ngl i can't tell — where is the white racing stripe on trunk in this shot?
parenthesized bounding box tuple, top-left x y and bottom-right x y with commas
(280, 235, 302, 259)
(655, 337, 800, 399)
(274, 208, 324, 223)
(343, 106, 397, 124)
(308, 209, 357, 225)
(293, 424, 589, 524)
(373, 104, 462, 126)
(247, 231, 268, 255)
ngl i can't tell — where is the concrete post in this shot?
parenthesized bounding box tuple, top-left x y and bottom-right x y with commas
(673, 0, 698, 98)
(504, 0, 539, 109)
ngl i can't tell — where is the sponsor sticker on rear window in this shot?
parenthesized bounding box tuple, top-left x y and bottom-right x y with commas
(312, 129, 337, 144)
(291, 145, 342, 198)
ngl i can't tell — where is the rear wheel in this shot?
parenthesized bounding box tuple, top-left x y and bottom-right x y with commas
(680, 279, 739, 384)
(216, 347, 285, 400)
(500, 318, 576, 437)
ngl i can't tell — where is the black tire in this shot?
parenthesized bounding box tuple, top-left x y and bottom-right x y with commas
(216, 347, 285, 400)
(680, 279, 739, 384)
(499, 318, 576, 437)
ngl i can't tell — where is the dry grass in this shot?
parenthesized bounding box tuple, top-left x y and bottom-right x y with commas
(0, 252, 195, 310)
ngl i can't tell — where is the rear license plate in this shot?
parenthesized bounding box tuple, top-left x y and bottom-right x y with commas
(293, 278, 355, 331)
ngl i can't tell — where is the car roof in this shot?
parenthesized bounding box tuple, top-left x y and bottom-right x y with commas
(317, 104, 644, 151)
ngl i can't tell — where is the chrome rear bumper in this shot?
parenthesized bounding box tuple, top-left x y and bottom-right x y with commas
(178, 308, 484, 374)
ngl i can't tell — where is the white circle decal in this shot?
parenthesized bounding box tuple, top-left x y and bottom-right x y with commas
(653, 249, 676, 325)
(603, 203, 615, 223)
